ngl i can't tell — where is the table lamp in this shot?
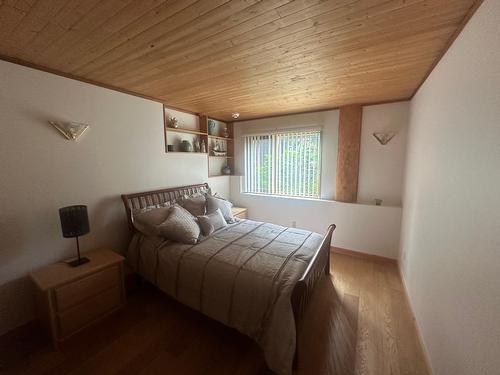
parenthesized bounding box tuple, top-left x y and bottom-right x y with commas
(59, 205, 90, 267)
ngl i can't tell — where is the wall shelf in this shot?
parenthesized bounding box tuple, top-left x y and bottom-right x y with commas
(164, 106, 235, 176)
(166, 128, 207, 136)
(166, 152, 208, 154)
(208, 135, 234, 141)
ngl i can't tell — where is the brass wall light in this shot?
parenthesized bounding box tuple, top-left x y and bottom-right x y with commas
(49, 121, 89, 141)
(372, 132, 396, 145)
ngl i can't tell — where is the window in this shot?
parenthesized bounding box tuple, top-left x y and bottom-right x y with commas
(244, 130, 321, 198)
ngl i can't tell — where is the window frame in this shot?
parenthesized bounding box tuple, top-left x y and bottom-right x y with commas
(243, 128, 322, 199)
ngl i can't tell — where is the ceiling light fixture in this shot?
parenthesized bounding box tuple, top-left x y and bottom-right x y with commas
(231, 113, 240, 119)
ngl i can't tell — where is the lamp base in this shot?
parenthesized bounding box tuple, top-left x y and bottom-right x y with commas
(66, 257, 90, 267)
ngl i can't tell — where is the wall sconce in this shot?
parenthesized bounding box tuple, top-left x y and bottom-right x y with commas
(49, 121, 89, 141)
(372, 132, 396, 145)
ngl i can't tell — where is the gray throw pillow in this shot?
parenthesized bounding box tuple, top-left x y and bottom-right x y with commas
(132, 204, 171, 236)
(157, 205, 200, 244)
(179, 194, 206, 217)
(197, 208, 227, 236)
(206, 195, 234, 223)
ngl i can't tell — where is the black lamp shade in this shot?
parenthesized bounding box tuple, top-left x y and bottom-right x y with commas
(59, 205, 90, 238)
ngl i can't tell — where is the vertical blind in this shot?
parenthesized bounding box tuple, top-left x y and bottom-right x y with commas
(244, 130, 321, 198)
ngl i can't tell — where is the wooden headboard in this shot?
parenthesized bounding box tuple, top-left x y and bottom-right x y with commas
(121, 183, 209, 232)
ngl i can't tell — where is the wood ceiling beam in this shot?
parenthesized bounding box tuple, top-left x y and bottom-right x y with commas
(336, 105, 362, 203)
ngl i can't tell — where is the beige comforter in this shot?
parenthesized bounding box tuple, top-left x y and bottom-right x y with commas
(127, 219, 323, 375)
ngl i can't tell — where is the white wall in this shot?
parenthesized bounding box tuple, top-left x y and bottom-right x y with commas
(358, 102, 408, 206)
(231, 103, 409, 257)
(0, 61, 227, 334)
(399, 1, 500, 374)
(231, 177, 402, 258)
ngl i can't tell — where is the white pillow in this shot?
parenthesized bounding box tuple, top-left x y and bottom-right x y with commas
(206, 195, 234, 223)
(179, 194, 206, 216)
(197, 208, 227, 236)
(132, 203, 171, 236)
(157, 205, 200, 244)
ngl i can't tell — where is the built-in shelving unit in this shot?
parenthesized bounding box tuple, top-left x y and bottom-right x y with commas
(164, 106, 208, 154)
(163, 106, 234, 176)
(201, 115, 234, 177)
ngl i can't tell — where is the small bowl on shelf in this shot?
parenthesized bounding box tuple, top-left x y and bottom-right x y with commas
(180, 140, 193, 152)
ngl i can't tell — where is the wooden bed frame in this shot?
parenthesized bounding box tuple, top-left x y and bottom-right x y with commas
(121, 183, 336, 369)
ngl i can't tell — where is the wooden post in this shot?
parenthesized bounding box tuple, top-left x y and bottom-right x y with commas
(336, 105, 362, 202)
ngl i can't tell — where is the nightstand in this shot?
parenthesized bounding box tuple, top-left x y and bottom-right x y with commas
(29, 248, 125, 348)
(232, 206, 248, 219)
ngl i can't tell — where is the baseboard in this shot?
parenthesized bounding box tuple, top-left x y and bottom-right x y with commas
(331, 246, 397, 264)
(397, 264, 434, 375)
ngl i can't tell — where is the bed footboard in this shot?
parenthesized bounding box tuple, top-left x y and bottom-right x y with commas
(291, 224, 335, 368)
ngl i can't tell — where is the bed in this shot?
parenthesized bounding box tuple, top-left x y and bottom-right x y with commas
(121, 183, 335, 374)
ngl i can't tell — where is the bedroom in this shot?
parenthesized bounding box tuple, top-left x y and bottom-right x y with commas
(0, 0, 499, 374)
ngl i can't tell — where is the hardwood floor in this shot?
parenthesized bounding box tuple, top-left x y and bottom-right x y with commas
(0, 253, 429, 375)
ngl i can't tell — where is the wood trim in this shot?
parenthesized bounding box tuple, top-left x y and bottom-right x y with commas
(336, 105, 362, 203)
(232, 105, 341, 123)
(331, 247, 397, 264)
(0, 55, 409, 124)
(0, 54, 229, 122)
(0, 54, 164, 103)
(397, 264, 434, 374)
(410, 0, 484, 98)
(231, 98, 411, 123)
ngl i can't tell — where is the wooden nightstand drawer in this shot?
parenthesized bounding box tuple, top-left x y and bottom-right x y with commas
(29, 248, 125, 347)
(57, 285, 122, 338)
(55, 266, 119, 312)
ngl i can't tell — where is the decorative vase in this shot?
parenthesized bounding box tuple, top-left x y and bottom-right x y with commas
(201, 140, 206, 153)
(222, 127, 230, 138)
(208, 119, 216, 135)
(180, 140, 193, 152)
(222, 164, 231, 175)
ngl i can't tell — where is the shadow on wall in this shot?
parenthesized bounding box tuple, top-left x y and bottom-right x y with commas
(0, 277, 35, 336)
(87, 195, 131, 255)
(0, 216, 27, 273)
(0, 195, 132, 336)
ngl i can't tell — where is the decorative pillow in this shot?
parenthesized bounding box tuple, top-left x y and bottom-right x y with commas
(157, 205, 200, 244)
(179, 193, 206, 217)
(206, 195, 234, 223)
(197, 208, 227, 236)
(132, 203, 172, 236)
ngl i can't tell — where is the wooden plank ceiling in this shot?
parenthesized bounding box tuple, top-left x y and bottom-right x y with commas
(0, 0, 479, 121)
